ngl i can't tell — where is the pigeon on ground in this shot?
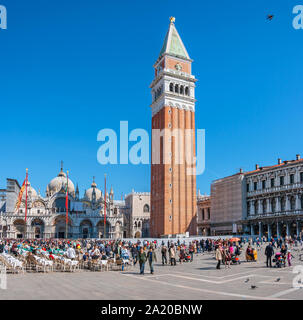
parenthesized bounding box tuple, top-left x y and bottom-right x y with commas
(275, 278, 281, 282)
(251, 285, 257, 289)
(244, 278, 250, 283)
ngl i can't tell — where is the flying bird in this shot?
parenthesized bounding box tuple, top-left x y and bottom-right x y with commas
(267, 14, 274, 21)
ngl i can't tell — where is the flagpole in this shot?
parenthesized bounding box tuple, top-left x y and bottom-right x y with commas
(25, 168, 28, 239)
(66, 170, 69, 240)
(104, 174, 106, 239)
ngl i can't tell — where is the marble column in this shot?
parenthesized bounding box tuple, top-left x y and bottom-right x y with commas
(296, 222, 300, 237)
(296, 194, 301, 210)
(271, 198, 275, 213)
(250, 224, 254, 236)
(267, 198, 271, 214)
(258, 200, 263, 215)
(286, 222, 290, 236)
(277, 222, 280, 238)
(286, 196, 291, 211)
(250, 201, 255, 215)
(276, 197, 280, 212)
(267, 224, 272, 240)
(259, 221, 262, 237)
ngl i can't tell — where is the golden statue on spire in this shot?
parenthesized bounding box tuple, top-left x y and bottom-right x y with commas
(169, 16, 175, 23)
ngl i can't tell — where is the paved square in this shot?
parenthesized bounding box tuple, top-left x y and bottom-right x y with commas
(0, 245, 303, 300)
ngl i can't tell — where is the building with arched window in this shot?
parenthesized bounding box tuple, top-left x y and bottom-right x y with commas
(243, 155, 303, 238)
(124, 191, 150, 238)
(209, 155, 303, 238)
(0, 166, 126, 239)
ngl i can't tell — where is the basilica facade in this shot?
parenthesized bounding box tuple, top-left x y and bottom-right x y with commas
(0, 166, 147, 239)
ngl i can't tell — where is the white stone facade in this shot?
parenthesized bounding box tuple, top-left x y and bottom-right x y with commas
(150, 67, 196, 117)
(124, 191, 150, 238)
(244, 156, 303, 238)
(0, 169, 126, 239)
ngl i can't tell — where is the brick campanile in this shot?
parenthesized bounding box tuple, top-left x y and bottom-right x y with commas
(150, 17, 197, 238)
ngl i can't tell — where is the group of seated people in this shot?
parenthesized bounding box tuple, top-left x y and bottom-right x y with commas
(246, 245, 257, 261)
(81, 245, 130, 262)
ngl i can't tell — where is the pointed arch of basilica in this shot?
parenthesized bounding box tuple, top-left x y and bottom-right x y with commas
(51, 215, 73, 238)
(30, 218, 45, 239)
(96, 219, 111, 239)
(13, 219, 26, 238)
(80, 219, 93, 238)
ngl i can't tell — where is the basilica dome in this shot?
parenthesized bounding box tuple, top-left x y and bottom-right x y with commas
(84, 179, 102, 201)
(47, 168, 75, 196)
(22, 181, 37, 199)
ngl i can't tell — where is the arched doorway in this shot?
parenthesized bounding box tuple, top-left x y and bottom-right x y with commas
(262, 224, 268, 238)
(271, 223, 277, 238)
(53, 215, 73, 238)
(142, 220, 149, 237)
(290, 222, 297, 237)
(31, 219, 44, 239)
(80, 219, 93, 239)
(2, 226, 7, 238)
(13, 219, 26, 238)
(281, 223, 287, 238)
(135, 231, 141, 238)
(96, 220, 110, 238)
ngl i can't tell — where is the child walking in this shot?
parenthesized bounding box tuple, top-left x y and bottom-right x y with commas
(287, 250, 293, 267)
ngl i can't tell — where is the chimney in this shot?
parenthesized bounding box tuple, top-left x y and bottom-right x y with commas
(296, 154, 301, 161)
(239, 168, 243, 174)
(278, 158, 282, 165)
(255, 164, 259, 170)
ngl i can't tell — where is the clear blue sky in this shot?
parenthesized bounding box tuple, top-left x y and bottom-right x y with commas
(0, 0, 302, 198)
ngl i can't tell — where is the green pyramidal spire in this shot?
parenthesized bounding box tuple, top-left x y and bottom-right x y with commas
(159, 17, 190, 60)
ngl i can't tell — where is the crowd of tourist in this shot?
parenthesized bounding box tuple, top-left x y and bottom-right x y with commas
(0, 234, 302, 274)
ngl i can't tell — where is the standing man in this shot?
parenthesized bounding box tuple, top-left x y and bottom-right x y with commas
(161, 244, 168, 265)
(67, 245, 76, 260)
(189, 243, 194, 262)
(169, 244, 176, 266)
(131, 244, 138, 266)
(265, 242, 274, 268)
(215, 245, 222, 269)
(138, 247, 147, 275)
(148, 247, 157, 274)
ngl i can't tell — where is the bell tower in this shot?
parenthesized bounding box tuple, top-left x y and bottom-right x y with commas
(150, 17, 197, 237)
